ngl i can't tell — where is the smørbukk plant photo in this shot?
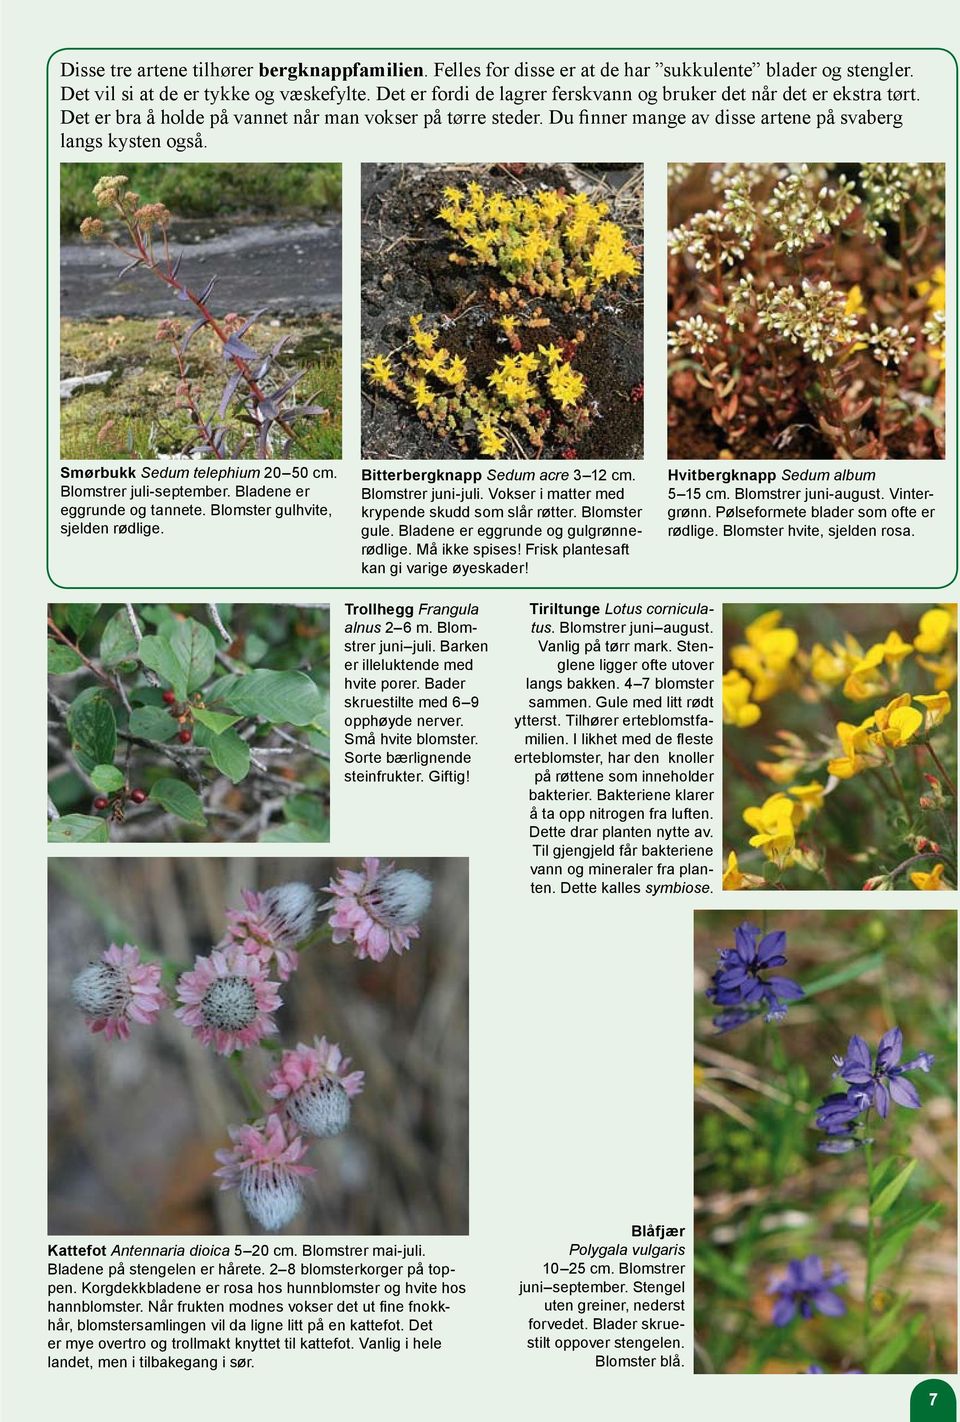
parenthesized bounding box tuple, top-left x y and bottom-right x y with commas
(722, 603, 956, 891)
(695, 908, 956, 1374)
(362, 163, 643, 461)
(60, 164, 343, 459)
(50, 857, 468, 1234)
(48, 603, 330, 843)
(668, 163, 945, 459)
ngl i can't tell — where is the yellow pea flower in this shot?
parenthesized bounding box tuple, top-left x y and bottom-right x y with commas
(877, 629, 914, 673)
(722, 850, 763, 890)
(915, 607, 955, 655)
(722, 669, 761, 728)
(730, 611, 799, 701)
(870, 694, 922, 749)
(828, 718, 883, 779)
(743, 793, 803, 867)
(914, 690, 952, 729)
(918, 650, 958, 692)
(788, 781, 825, 818)
(910, 862, 950, 891)
(843, 643, 888, 701)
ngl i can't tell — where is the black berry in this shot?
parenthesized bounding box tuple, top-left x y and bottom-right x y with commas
(93, 797, 109, 811)
(131, 788, 147, 805)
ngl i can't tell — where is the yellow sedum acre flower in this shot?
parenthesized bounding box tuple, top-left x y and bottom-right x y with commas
(546, 361, 586, 410)
(910, 862, 950, 891)
(363, 354, 394, 387)
(408, 377, 436, 410)
(722, 669, 761, 728)
(477, 419, 507, 458)
(440, 355, 468, 386)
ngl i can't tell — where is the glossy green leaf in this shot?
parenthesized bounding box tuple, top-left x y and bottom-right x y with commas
(66, 604, 100, 640)
(210, 670, 324, 726)
(206, 728, 250, 784)
(48, 640, 83, 674)
(90, 764, 124, 794)
(149, 778, 207, 827)
(192, 706, 242, 736)
(171, 618, 216, 693)
(48, 814, 109, 843)
(99, 608, 140, 669)
(139, 634, 188, 700)
(128, 706, 180, 743)
(67, 689, 117, 773)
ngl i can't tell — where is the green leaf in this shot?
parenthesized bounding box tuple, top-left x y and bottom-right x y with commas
(867, 1312, 924, 1373)
(260, 821, 317, 843)
(48, 639, 83, 674)
(99, 607, 140, 668)
(193, 706, 242, 736)
(867, 1291, 912, 1346)
(210, 670, 324, 726)
(128, 706, 180, 742)
(48, 814, 109, 843)
(139, 634, 188, 700)
(873, 1203, 943, 1278)
(171, 618, 216, 693)
(871, 1159, 918, 1217)
(283, 793, 329, 839)
(694, 1247, 750, 1300)
(149, 778, 207, 827)
(67, 689, 117, 773)
(206, 728, 250, 784)
(244, 632, 269, 664)
(803, 952, 885, 999)
(310, 686, 330, 734)
(66, 604, 100, 640)
(140, 604, 178, 629)
(90, 764, 124, 794)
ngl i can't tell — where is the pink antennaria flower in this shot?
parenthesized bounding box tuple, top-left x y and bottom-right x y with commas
(175, 946, 281, 1055)
(213, 1115, 314, 1232)
(71, 944, 166, 1041)
(322, 858, 432, 962)
(219, 883, 316, 981)
(264, 1037, 365, 1139)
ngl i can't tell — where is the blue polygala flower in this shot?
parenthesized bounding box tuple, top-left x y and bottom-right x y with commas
(833, 1027, 934, 1118)
(768, 1256, 847, 1327)
(706, 921, 804, 1032)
